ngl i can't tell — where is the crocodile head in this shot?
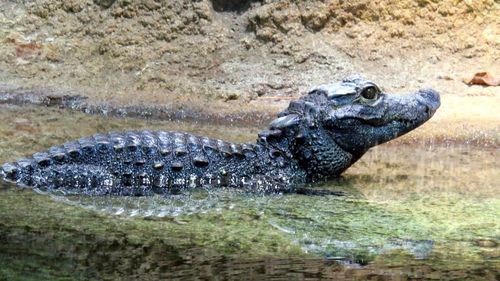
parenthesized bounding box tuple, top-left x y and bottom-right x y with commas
(312, 77, 440, 154)
(265, 77, 440, 176)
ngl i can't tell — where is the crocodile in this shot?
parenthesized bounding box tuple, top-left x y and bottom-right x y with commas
(1, 77, 440, 196)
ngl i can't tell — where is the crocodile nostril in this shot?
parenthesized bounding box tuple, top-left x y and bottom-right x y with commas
(425, 105, 431, 115)
(418, 89, 440, 111)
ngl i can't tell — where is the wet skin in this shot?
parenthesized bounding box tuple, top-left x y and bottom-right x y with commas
(1, 77, 440, 195)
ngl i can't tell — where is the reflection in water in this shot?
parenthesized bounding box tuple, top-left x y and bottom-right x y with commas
(0, 105, 499, 280)
(51, 186, 435, 263)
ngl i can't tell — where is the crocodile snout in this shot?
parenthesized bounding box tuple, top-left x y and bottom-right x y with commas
(417, 89, 440, 116)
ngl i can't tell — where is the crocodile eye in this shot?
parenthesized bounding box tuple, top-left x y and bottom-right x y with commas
(360, 86, 378, 100)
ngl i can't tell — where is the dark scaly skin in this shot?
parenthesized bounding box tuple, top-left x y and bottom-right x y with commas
(1, 77, 440, 196)
(1, 131, 304, 195)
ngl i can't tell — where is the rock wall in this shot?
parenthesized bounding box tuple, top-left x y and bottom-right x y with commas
(0, 0, 498, 115)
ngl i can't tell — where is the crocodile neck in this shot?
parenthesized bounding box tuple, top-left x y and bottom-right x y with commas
(256, 126, 353, 182)
(292, 131, 354, 181)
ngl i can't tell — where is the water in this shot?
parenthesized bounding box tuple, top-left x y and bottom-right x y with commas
(0, 104, 498, 280)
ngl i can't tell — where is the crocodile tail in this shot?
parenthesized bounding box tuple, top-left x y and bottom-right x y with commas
(0, 132, 118, 188)
(0, 165, 5, 181)
(1, 159, 35, 187)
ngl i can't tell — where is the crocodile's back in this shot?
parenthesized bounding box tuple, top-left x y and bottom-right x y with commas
(1, 130, 261, 195)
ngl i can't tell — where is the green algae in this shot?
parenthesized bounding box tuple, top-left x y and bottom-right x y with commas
(0, 105, 499, 280)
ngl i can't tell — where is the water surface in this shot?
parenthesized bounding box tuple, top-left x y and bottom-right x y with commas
(0, 105, 498, 280)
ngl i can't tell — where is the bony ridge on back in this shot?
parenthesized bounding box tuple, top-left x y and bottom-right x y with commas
(1, 77, 440, 196)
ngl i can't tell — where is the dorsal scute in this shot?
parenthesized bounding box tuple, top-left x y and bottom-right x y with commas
(140, 131, 157, 146)
(270, 114, 300, 129)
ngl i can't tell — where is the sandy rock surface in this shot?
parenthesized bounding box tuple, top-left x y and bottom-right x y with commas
(0, 0, 498, 137)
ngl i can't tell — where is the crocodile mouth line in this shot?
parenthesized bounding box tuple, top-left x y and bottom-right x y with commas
(349, 117, 419, 127)
(393, 118, 418, 127)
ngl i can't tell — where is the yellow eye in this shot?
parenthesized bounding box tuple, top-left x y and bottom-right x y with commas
(360, 86, 378, 100)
